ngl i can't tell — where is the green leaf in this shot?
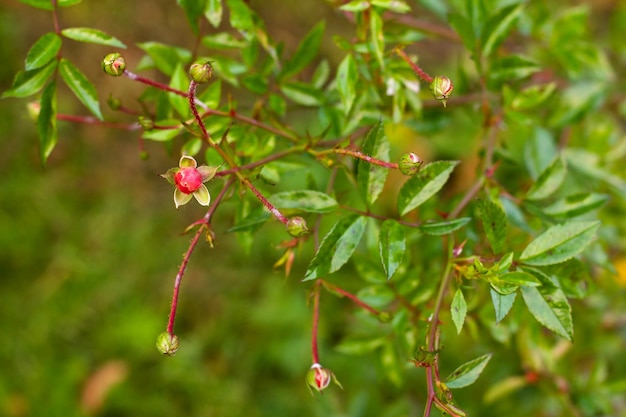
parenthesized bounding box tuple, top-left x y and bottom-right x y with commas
(523, 127, 557, 180)
(490, 271, 541, 295)
(143, 126, 184, 142)
(521, 284, 573, 340)
(445, 353, 492, 389)
(25, 32, 62, 71)
(168, 63, 190, 118)
(268, 190, 338, 214)
(136, 42, 192, 77)
(419, 217, 471, 236)
(357, 122, 390, 206)
(448, 12, 475, 52)
(336, 54, 358, 114)
(280, 82, 323, 106)
(2, 61, 57, 98)
(204, 0, 223, 27)
(451, 288, 467, 334)
(335, 337, 386, 355)
(226, 0, 254, 32)
(19, 0, 80, 8)
(369, 10, 384, 68)
(281, 21, 325, 80)
(59, 58, 103, 121)
(543, 193, 609, 219)
(339, 0, 370, 12)
(476, 198, 507, 254)
(526, 155, 567, 201)
(488, 55, 540, 86)
(397, 161, 459, 216)
(480, 2, 524, 57)
(371, 0, 411, 13)
(201, 33, 247, 49)
(378, 220, 405, 280)
(37, 81, 57, 164)
(61, 27, 126, 48)
(490, 288, 516, 324)
(519, 221, 600, 266)
(304, 215, 367, 280)
(177, 0, 206, 34)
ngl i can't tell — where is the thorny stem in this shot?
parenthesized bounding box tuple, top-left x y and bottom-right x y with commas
(241, 177, 289, 225)
(166, 179, 234, 335)
(202, 108, 299, 142)
(311, 280, 321, 364)
(395, 48, 434, 83)
(321, 281, 381, 316)
(188, 81, 210, 142)
(323, 148, 399, 169)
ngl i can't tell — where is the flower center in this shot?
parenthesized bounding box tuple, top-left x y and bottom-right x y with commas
(175, 167, 203, 194)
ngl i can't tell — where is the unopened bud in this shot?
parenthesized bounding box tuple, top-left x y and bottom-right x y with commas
(189, 59, 214, 83)
(378, 311, 393, 322)
(156, 332, 179, 356)
(107, 94, 122, 111)
(287, 216, 309, 237)
(138, 116, 154, 131)
(429, 76, 453, 107)
(306, 363, 335, 393)
(102, 52, 126, 76)
(398, 152, 423, 176)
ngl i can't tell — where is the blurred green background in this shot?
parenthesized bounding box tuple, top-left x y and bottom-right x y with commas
(2, 1, 626, 417)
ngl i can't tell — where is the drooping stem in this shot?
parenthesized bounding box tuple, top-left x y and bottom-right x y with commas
(324, 148, 399, 169)
(240, 177, 289, 225)
(311, 280, 321, 364)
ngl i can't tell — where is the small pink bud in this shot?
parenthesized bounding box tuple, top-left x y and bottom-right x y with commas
(429, 76, 453, 107)
(398, 152, 423, 176)
(175, 167, 203, 194)
(306, 364, 332, 392)
(287, 216, 309, 237)
(156, 332, 179, 356)
(102, 52, 126, 76)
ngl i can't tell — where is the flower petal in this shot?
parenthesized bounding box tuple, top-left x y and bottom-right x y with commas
(179, 155, 197, 169)
(197, 165, 218, 182)
(174, 188, 193, 208)
(193, 184, 211, 206)
(160, 167, 179, 185)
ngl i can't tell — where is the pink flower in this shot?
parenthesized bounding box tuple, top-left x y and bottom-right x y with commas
(161, 156, 217, 208)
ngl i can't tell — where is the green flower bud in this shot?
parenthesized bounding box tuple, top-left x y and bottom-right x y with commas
(107, 94, 122, 111)
(429, 76, 453, 107)
(189, 59, 214, 83)
(398, 152, 423, 176)
(377, 311, 393, 323)
(287, 216, 309, 237)
(156, 332, 179, 356)
(102, 53, 126, 76)
(138, 116, 154, 131)
(306, 364, 332, 393)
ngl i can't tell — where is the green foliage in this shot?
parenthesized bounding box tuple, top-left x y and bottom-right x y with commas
(2, 0, 626, 416)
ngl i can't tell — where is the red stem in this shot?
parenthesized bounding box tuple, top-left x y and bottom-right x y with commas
(188, 81, 211, 142)
(311, 280, 321, 364)
(395, 48, 434, 83)
(241, 177, 289, 225)
(123, 70, 188, 97)
(333, 148, 399, 169)
(322, 281, 381, 316)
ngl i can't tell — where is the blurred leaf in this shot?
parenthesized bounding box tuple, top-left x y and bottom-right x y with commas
(448, 12, 475, 51)
(2, 61, 57, 98)
(36, 81, 57, 164)
(378, 220, 405, 280)
(142, 126, 184, 142)
(451, 288, 467, 334)
(419, 217, 471, 236)
(312, 59, 330, 89)
(445, 353, 492, 389)
(268, 190, 338, 214)
(520, 221, 600, 266)
(565, 148, 626, 194)
(488, 55, 540, 86)
(490, 288, 516, 324)
(371, 0, 410, 13)
(483, 376, 527, 404)
(523, 128, 557, 180)
(397, 161, 459, 216)
(202, 32, 247, 49)
(339, 0, 370, 12)
(381, 341, 403, 387)
(204, 0, 223, 27)
(168, 63, 190, 118)
(357, 122, 390, 206)
(476, 198, 507, 254)
(505, 83, 556, 111)
(242, 74, 268, 95)
(480, 2, 524, 57)
(226, 0, 254, 31)
(25, 32, 61, 71)
(19, 0, 82, 9)
(369, 10, 384, 68)
(542, 193, 608, 219)
(281, 21, 325, 80)
(304, 214, 367, 280)
(525, 155, 566, 201)
(335, 337, 385, 355)
(61, 27, 126, 48)
(59, 58, 103, 121)
(549, 81, 606, 128)
(336, 54, 358, 114)
(280, 82, 323, 106)
(136, 42, 192, 77)
(177, 0, 206, 34)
